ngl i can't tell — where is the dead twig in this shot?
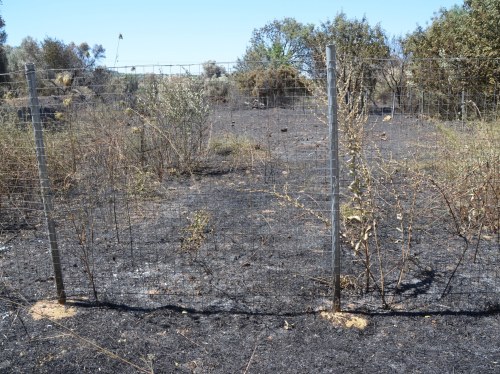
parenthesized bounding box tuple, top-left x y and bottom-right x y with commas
(243, 334, 262, 374)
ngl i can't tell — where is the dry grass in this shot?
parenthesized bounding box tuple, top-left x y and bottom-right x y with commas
(320, 311, 369, 330)
(430, 121, 499, 235)
(209, 132, 263, 170)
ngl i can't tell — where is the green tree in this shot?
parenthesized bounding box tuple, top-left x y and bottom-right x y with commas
(6, 36, 104, 72)
(202, 60, 226, 78)
(304, 13, 389, 77)
(403, 0, 500, 118)
(6, 36, 41, 72)
(236, 18, 313, 72)
(304, 13, 390, 111)
(6, 36, 105, 96)
(73, 42, 105, 69)
(0, 4, 8, 82)
(42, 37, 78, 70)
(235, 15, 389, 109)
(41, 37, 105, 71)
(235, 18, 313, 108)
(463, 0, 500, 57)
(236, 64, 310, 108)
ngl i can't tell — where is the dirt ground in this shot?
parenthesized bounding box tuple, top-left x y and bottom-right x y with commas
(1, 104, 499, 373)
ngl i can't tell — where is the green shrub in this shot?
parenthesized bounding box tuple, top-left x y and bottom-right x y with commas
(136, 75, 211, 174)
(235, 65, 311, 108)
(204, 76, 231, 103)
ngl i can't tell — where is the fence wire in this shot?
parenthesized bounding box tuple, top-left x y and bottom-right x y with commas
(1, 64, 332, 314)
(0, 57, 499, 313)
(336, 57, 500, 311)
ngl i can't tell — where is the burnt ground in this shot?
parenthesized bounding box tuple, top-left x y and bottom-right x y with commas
(1, 104, 500, 373)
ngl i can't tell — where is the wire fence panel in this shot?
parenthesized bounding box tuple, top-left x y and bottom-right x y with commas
(1, 64, 333, 314)
(0, 57, 498, 313)
(336, 57, 500, 311)
(0, 70, 57, 301)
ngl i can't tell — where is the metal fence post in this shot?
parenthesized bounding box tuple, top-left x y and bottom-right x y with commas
(327, 45, 341, 312)
(25, 63, 66, 304)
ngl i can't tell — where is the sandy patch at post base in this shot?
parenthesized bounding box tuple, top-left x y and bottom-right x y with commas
(29, 300, 77, 321)
(320, 311, 368, 330)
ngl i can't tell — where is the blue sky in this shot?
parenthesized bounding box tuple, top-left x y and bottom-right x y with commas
(3, 0, 461, 68)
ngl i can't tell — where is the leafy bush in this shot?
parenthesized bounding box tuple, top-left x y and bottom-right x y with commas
(203, 75, 231, 103)
(136, 75, 211, 174)
(235, 65, 311, 108)
(202, 60, 226, 79)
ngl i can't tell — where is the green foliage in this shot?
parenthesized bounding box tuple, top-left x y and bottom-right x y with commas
(305, 13, 390, 111)
(201, 61, 231, 102)
(42, 37, 78, 70)
(304, 13, 390, 78)
(5, 36, 105, 96)
(0, 10, 5, 46)
(235, 64, 311, 108)
(6, 37, 42, 72)
(0, 45, 7, 83)
(0, 6, 8, 80)
(181, 210, 212, 252)
(406, 0, 500, 60)
(135, 75, 211, 174)
(403, 0, 500, 118)
(236, 18, 313, 72)
(42, 37, 105, 71)
(236, 14, 390, 111)
(74, 42, 105, 70)
(203, 75, 231, 103)
(465, 0, 500, 57)
(202, 60, 226, 78)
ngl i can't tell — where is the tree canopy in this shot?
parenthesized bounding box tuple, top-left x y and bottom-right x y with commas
(304, 13, 389, 77)
(235, 14, 391, 109)
(404, 0, 500, 60)
(236, 18, 313, 72)
(401, 0, 500, 117)
(1, 0, 498, 117)
(7, 37, 105, 72)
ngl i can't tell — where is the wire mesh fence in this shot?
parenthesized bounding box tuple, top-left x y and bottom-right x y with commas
(335, 56, 500, 311)
(0, 56, 499, 313)
(1, 63, 332, 314)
